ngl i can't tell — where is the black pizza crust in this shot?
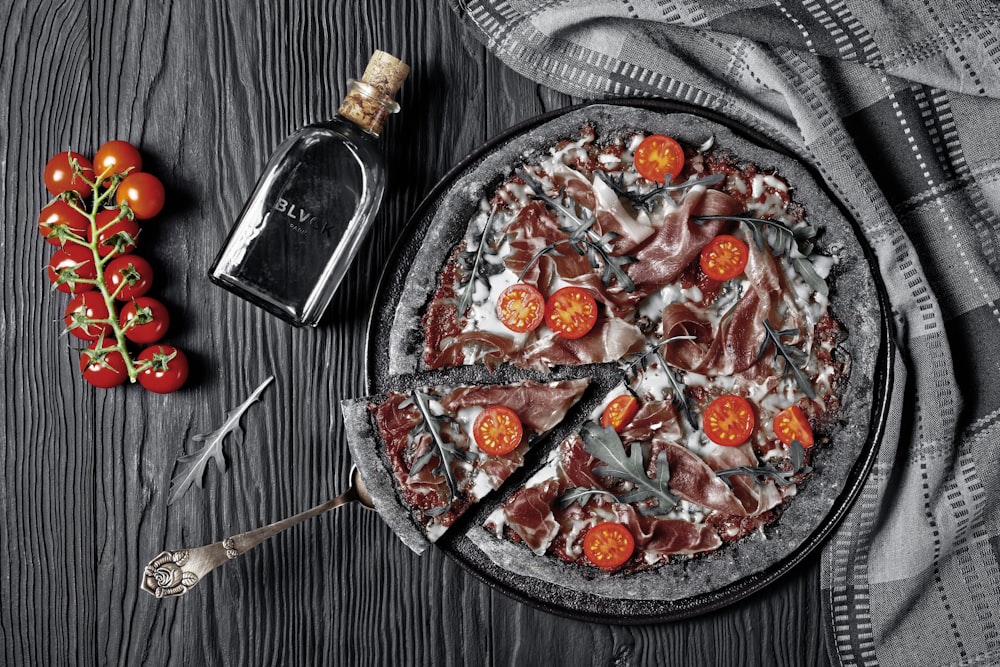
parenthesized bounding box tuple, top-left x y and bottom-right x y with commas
(361, 103, 887, 615)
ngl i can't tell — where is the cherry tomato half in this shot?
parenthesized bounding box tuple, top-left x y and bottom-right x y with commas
(773, 405, 814, 448)
(94, 140, 142, 181)
(496, 282, 545, 333)
(544, 286, 598, 340)
(44, 151, 95, 198)
(64, 291, 111, 341)
(583, 522, 635, 570)
(703, 394, 756, 447)
(47, 243, 97, 294)
(136, 345, 189, 394)
(600, 394, 639, 433)
(79, 338, 129, 388)
(116, 172, 164, 220)
(633, 134, 685, 184)
(700, 234, 750, 281)
(104, 254, 154, 301)
(93, 210, 140, 258)
(119, 296, 170, 344)
(472, 405, 524, 455)
(38, 200, 89, 246)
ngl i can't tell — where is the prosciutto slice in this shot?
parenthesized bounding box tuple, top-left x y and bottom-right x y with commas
(627, 187, 740, 291)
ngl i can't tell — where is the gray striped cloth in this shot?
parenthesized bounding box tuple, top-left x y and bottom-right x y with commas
(449, 2, 1000, 665)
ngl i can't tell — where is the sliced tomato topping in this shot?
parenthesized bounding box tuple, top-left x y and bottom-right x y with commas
(583, 522, 635, 570)
(773, 405, 814, 448)
(633, 134, 685, 183)
(472, 405, 523, 455)
(544, 286, 598, 339)
(703, 394, 756, 447)
(496, 282, 545, 333)
(700, 234, 750, 281)
(600, 394, 639, 433)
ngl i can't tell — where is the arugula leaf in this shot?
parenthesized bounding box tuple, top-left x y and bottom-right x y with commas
(757, 320, 816, 399)
(167, 376, 274, 505)
(715, 441, 812, 488)
(580, 422, 678, 516)
(555, 487, 617, 510)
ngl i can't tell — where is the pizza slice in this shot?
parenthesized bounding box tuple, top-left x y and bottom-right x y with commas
(341, 377, 590, 554)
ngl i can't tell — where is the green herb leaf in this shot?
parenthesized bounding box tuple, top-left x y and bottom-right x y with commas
(581, 422, 679, 516)
(406, 389, 478, 516)
(757, 320, 816, 399)
(715, 440, 812, 488)
(554, 486, 617, 509)
(455, 206, 501, 316)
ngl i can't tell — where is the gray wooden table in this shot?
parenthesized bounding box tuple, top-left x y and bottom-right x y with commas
(1, 1, 832, 664)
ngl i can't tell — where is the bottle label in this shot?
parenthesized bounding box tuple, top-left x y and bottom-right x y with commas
(274, 197, 332, 236)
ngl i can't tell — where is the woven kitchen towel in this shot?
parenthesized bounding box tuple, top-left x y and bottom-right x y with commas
(449, 2, 1000, 665)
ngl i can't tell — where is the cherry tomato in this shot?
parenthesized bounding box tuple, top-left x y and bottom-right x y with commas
(633, 134, 685, 184)
(773, 405, 814, 448)
(544, 286, 598, 339)
(119, 296, 170, 344)
(104, 254, 154, 301)
(64, 291, 111, 341)
(38, 200, 89, 246)
(703, 394, 756, 447)
(600, 394, 639, 433)
(472, 405, 524, 455)
(44, 151, 95, 197)
(583, 522, 635, 570)
(116, 172, 164, 220)
(47, 243, 97, 294)
(79, 338, 129, 388)
(496, 282, 545, 333)
(93, 140, 142, 181)
(700, 234, 750, 281)
(93, 210, 139, 258)
(136, 345, 189, 394)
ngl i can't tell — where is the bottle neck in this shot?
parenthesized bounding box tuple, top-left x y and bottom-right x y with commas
(336, 79, 400, 137)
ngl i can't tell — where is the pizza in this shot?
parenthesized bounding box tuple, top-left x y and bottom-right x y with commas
(341, 378, 589, 553)
(348, 104, 885, 610)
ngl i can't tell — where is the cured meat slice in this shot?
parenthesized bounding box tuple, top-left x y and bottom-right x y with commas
(342, 378, 589, 554)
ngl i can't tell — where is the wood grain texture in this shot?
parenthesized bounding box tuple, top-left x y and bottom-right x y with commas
(0, 1, 831, 665)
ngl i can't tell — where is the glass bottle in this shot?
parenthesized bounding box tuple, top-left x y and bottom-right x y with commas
(209, 51, 409, 327)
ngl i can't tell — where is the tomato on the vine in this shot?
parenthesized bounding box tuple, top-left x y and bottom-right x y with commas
(79, 338, 129, 388)
(633, 134, 685, 184)
(472, 405, 524, 455)
(38, 200, 89, 246)
(773, 405, 814, 448)
(44, 151, 95, 197)
(703, 394, 756, 447)
(136, 345, 188, 394)
(544, 286, 598, 339)
(64, 291, 111, 341)
(104, 254, 153, 301)
(94, 140, 142, 181)
(116, 172, 164, 220)
(93, 210, 140, 257)
(496, 282, 545, 333)
(600, 394, 639, 433)
(583, 522, 635, 570)
(47, 243, 97, 294)
(119, 296, 170, 344)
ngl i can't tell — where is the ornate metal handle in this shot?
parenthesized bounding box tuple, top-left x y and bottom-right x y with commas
(142, 468, 371, 598)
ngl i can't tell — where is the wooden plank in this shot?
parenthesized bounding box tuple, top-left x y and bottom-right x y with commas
(0, 0, 833, 664)
(0, 1, 98, 666)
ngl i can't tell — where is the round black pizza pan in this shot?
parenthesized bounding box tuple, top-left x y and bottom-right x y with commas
(364, 98, 894, 623)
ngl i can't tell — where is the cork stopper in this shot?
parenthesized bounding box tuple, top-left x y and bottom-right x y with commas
(337, 51, 410, 136)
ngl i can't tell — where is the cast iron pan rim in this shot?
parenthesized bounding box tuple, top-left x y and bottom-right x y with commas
(363, 97, 894, 623)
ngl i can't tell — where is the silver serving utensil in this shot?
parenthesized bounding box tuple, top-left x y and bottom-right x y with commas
(141, 466, 374, 598)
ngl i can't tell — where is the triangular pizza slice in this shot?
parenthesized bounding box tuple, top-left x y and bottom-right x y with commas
(342, 377, 590, 554)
